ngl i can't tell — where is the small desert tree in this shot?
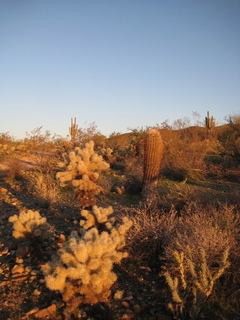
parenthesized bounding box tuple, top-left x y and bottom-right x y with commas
(56, 140, 109, 208)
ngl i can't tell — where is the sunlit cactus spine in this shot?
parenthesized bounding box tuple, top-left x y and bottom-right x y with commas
(205, 111, 215, 131)
(69, 117, 78, 146)
(142, 128, 164, 195)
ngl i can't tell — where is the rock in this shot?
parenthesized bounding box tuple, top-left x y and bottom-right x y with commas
(12, 264, 25, 274)
(34, 304, 57, 318)
(11, 274, 28, 282)
(58, 234, 66, 243)
(0, 188, 8, 194)
(1, 247, 9, 255)
(15, 257, 24, 264)
(122, 301, 130, 308)
(121, 312, 134, 319)
(33, 289, 41, 296)
(31, 269, 39, 275)
(25, 308, 40, 316)
(25, 266, 32, 273)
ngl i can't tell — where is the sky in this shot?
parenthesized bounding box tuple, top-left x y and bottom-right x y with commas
(0, 0, 240, 140)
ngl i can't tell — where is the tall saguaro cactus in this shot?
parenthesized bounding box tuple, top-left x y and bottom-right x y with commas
(205, 111, 215, 132)
(69, 117, 78, 145)
(142, 128, 164, 195)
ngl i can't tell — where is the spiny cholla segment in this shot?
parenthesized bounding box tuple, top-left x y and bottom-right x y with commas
(80, 205, 115, 230)
(43, 209, 132, 305)
(80, 206, 132, 250)
(56, 141, 109, 208)
(9, 210, 50, 240)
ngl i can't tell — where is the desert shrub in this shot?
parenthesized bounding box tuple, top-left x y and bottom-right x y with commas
(24, 127, 56, 152)
(97, 172, 116, 194)
(33, 150, 59, 174)
(9, 209, 51, 241)
(125, 203, 178, 264)
(218, 121, 240, 159)
(161, 203, 240, 319)
(0, 143, 15, 154)
(56, 141, 110, 208)
(0, 132, 14, 144)
(127, 126, 146, 157)
(76, 122, 106, 147)
(27, 171, 60, 205)
(143, 179, 192, 213)
(160, 125, 218, 180)
(42, 206, 132, 317)
(99, 147, 113, 161)
(163, 204, 239, 265)
(0, 143, 18, 164)
(5, 158, 24, 180)
(124, 200, 239, 317)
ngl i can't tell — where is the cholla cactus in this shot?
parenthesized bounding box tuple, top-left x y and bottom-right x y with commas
(80, 205, 115, 230)
(43, 207, 132, 311)
(164, 247, 230, 319)
(80, 206, 132, 249)
(56, 141, 109, 208)
(100, 147, 113, 161)
(9, 209, 50, 240)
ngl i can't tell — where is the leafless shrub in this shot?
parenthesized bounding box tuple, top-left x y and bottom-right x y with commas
(160, 203, 240, 319)
(124, 203, 178, 263)
(162, 203, 239, 270)
(98, 174, 115, 195)
(27, 171, 60, 205)
(5, 158, 25, 180)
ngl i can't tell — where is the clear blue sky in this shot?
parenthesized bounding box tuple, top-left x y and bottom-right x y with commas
(1, 0, 239, 139)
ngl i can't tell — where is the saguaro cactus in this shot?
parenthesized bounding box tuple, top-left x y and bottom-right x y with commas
(69, 117, 78, 145)
(142, 128, 164, 195)
(205, 111, 215, 131)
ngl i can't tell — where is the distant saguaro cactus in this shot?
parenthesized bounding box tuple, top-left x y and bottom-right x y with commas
(142, 129, 164, 195)
(69, 117, 78, 145)
(205, 111, 215, 131)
